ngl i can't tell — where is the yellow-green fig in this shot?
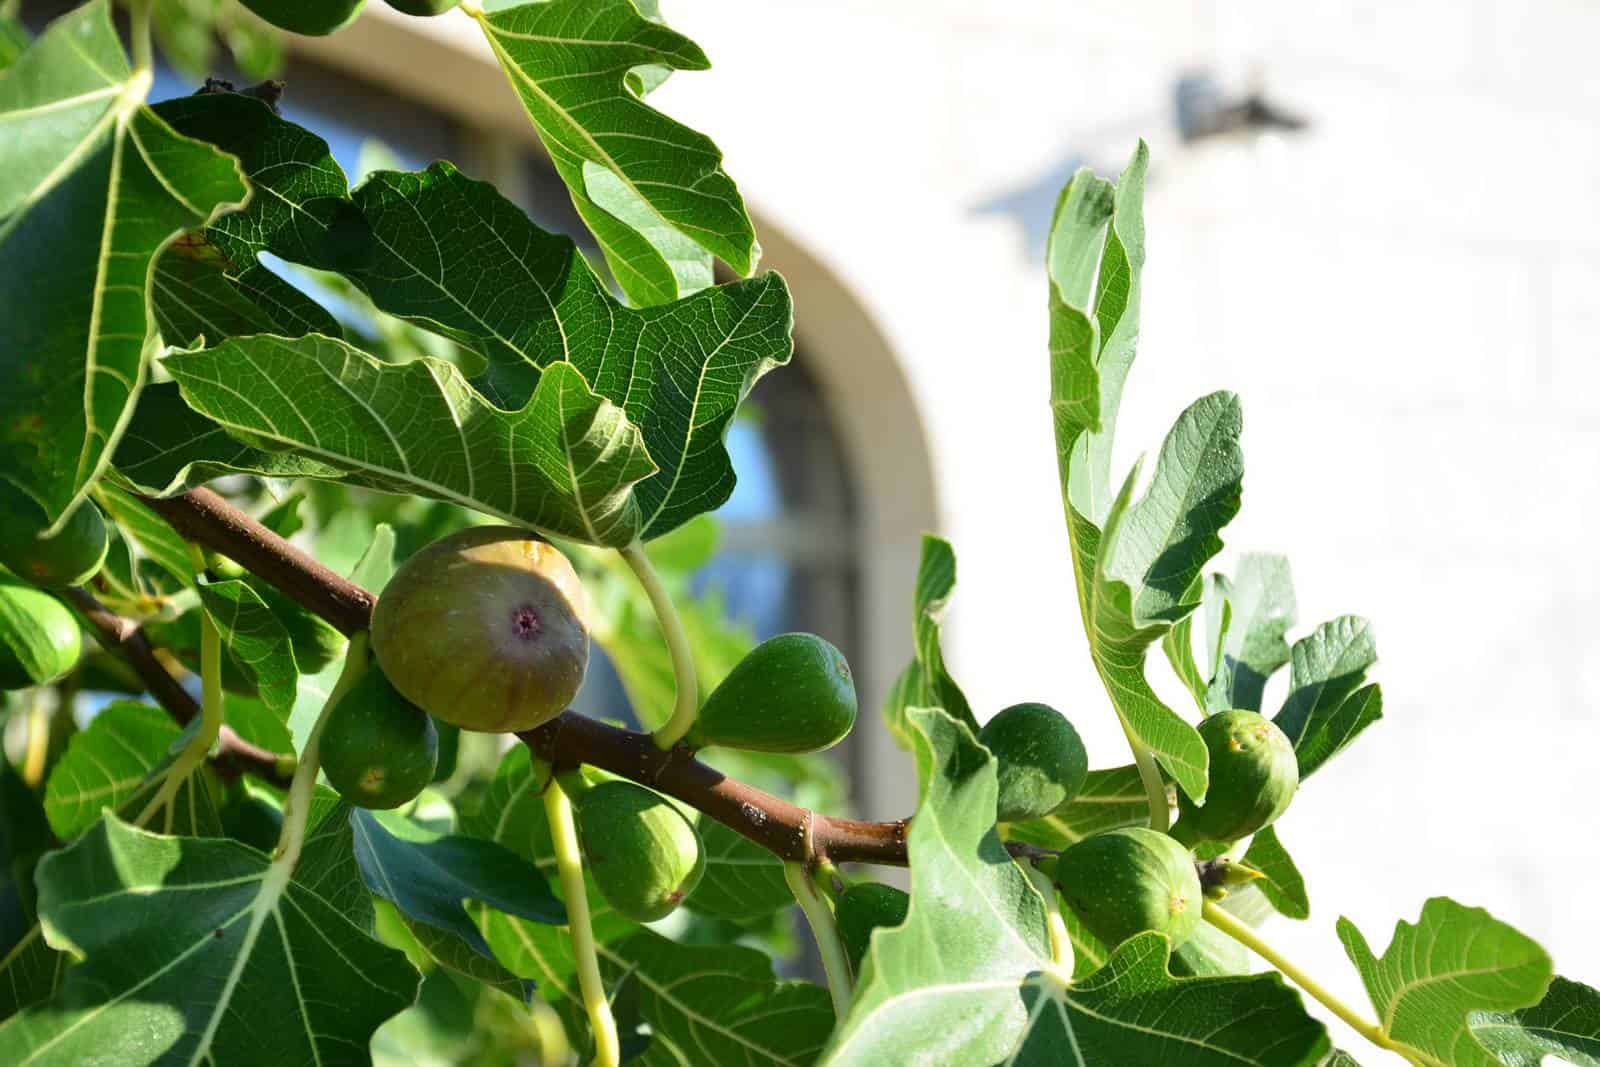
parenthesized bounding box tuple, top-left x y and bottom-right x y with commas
(320, 665, 438, 810)
(574, 780, 704, 922)
(1055, 827, 1201, 950)
(0, 577, 80, 690)
(372, 526, 589, 733)
(686, 633, 857, 754)
(978, 702, 1088, 822)
(0, 487, 108, 589)
(1172, 710, 1298, 845)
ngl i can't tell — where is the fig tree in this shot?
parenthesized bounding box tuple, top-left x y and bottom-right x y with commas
(383, 0, 459, 14)
(320, 664, 439, 810)
(978, 702, 1088, 822)
(0, 487, 108, 589)
(1172, 710, 1298, 845)
(0, 577, 81, 690)
(686, 633, 857, 753)
(836, 882, 908, 974)
(235, 0, 366, 36)
(1055, 827, 1201, 950)
(371, 526, 590, 733)
(574, 779, 704, 922)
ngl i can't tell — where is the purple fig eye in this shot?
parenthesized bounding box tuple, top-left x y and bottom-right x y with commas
(510, 604, 542, 640)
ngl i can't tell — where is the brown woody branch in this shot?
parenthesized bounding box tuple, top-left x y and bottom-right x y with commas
(140, 489, 919, 866)
(62, 586, 294, 788)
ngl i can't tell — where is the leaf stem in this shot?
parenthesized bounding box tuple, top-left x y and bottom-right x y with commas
(620, 541, 700, 750)
(274, 632, 368, 868)
(1201, 901, 1405, 1060)
(137, 610, 225, 830)
(785, 860, 854, 1016)
(544, 778, 621, 1067)
(1115, 714, 1170, 832)
(1024, 863, 1070, 968)
(128, 0, 153, 73)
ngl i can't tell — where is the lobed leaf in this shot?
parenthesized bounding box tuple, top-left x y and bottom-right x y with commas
(0, 0, 247, 524)
(1274, 616, 1381, 778)
(1470, 974, 1600, 1066)
(683, 818, 793, 925)
(474, 0, 758, 305)
(1337, 897, 1553, 1067)
(41, 701, 181, 839)
(1240, 825, 1309, 921)
(163, 335, 658, 547)
(1204, 554, 1296, 713)
(198, 577, 299, 717)
(882, 536, 976, 745)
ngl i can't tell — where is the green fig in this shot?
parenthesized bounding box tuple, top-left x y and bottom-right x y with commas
(372, 526, 590, 733)
(978, 702, 1088, 822)
(235, 0, 366, 36)
(0, 487, 108, 589)
(1055, 827, 1201, 950)
(383, 0, 459, 14)
(836, 882, 908, 974)
(320, 664, 439, 810)
(687, 633, 857, 753)
(1172, 710, 1298, 845)
(0, 577, 81, 690)
(574, 780, 704, 922)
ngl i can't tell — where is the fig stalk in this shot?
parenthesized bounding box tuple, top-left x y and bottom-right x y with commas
(545, 779, 621, 1067)
(1023, 863, 1070, 969)
(621, 541, 700, 750)
(784, 860, 853, 1015)
(1202, 900, 1402, 1060)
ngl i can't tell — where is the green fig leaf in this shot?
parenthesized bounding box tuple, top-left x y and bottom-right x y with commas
(0, 760, 58, 1021)
(1204, 554, 1296, 713)
(1337, 897, 1553, 1067)
(348, 807, 564, 979)
(1240, 825, 1309, 921)
(0, 0, 248, 525)
(1005, 765, 1151, 852)
(682, 817, 792, 924)
(1470, 975, 1600, 1066)
(163, 336, 657, 547)
(1273, 617, 1381, 778)
(882, 535, 977, 745)
(472, 0, 758, 305)
(42, 701, 181, 839)
(93, 481, 196, 589)
(0, 814, 419, 1065)
(197, 576, 299, 717)
(1006, 933, 1329, 1065)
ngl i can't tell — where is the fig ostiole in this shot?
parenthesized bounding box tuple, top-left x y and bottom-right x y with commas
(836, 882, 909, 975)
(686, 632, 857, 754)
(977, 702, 1089, 823)
(0, 577, 81, 691)
(319, 664, 439, 810)
(1055, 827, 1201, 950)
(573, 779, 704, 923)
(1171, 710, 1299, 846)
(372, 526, 590, 734)
(0, 488, 108, 589)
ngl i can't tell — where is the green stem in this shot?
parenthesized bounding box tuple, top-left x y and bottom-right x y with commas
(137, 611, 225, 831)
(1202, 901, 1413, 1062)
(620, 541, 699, 751)
(274, 632, 367, 868)
(785, 861, 853, 1016)
(1024, 863, 1070, 969)
(1115, 713, 1169, 832)
(128, 0, 153, 73)
(545, 779, 621, 1067)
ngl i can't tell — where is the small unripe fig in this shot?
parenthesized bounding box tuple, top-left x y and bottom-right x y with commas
(978, 702, 1088, 822)
(0, 577, 81, 690)
(1055, 827, 1201, 950)
(1172, 710, 1298, 845)
(687, 633, 857, 753)
(0, 488, 108, 589)
(320, 664, 438, 810)
(574, 780, 704, 922)
(383, 0, 459, 14)
(372, 526, 589, 733)
(235, 0, 366, 36)
(836, 882, 909, 974)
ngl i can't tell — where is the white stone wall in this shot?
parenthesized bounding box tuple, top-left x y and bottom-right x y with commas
(659, 0, 1600, 1050)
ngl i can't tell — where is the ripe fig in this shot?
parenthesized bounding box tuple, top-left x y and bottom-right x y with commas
(1172, 710, 1298, 845)
(686, 633, 857, 753)
(371, 526, 590, 733)
(0, 487, 108, 589)
(320, 664, 438, 810)
(836, 882, 909, 974)
(978, 702, 1088, 822)
(0, 577, 81, 690)
(1055, 827, 1201, 950)
(235, 0, 365, 36)
(383, 0, 459, 14)
(574, 780, 704, 923)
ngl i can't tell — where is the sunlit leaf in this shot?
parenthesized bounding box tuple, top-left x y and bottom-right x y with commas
(1471, 975, 1600, 1066)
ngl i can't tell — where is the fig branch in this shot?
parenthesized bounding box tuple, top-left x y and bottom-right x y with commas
(139, 489, 920, 865)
